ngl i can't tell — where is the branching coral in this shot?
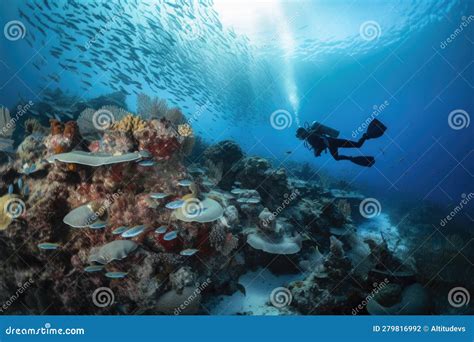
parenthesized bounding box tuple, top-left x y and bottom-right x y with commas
(177, 123, 193, 137)
(110, 114, 147, 133)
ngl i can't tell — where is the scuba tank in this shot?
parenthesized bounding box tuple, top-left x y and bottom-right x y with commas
(309, 121, 340, 138)
(301, 121, 338, 152)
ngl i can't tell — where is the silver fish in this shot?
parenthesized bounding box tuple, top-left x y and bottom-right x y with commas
(154, 226, 167, 234)
(165, 200, 185, 209)
(177, 179, 193, 186)
(163, 231, 178, 241)
(121, 225, 145, 238)
(112, 226, 128, 235)
(84, 265, 104, 272)
(138, 160, 155, 167)
(38, 242, 60, 250)
(150, 192, 168, 199)
(202, 180, 215, 187)
(105, 271, 127, 279)
(89, 221, 107, 229)
(180, 248, 198, 256)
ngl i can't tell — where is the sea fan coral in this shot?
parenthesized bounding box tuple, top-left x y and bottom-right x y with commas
(78, 106, 130, 140)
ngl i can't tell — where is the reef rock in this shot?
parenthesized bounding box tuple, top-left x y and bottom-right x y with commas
(367, 283, 431, 315)
(203, 140, 243, 189)
(233, 157, 291, 210)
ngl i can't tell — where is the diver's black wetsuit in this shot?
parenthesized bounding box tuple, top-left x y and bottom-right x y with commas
(297, 118, 386, 167)
(307, 134, 368, 161)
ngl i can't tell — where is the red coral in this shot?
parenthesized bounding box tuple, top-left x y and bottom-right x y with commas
(153, 227, 182, 252)
(69, 183, 107, 208)
(139, 135, 179, 160)
(134, 119, 181, 160)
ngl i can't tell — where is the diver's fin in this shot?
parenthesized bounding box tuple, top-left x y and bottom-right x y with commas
(350, 156, 375, 167)
(366, 119, 387, 139)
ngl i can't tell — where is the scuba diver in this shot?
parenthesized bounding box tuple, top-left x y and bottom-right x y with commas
(295, 119, 387, 167)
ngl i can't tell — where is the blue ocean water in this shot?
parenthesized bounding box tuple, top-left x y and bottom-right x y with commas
(0, 0, 473, 320)
(0, 1, 472, 211)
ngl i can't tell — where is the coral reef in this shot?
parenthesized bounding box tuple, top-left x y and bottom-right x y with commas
(0, 102, 471, 317)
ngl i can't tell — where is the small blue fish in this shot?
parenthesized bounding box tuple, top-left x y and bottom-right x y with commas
(121, 225, 145, 238)
(154, 226, 167, 234)
(150, 193, 168, 199)
(8, 184, 13, 194)
(177, 179, 193, 186)
(180, 248, 198, 256)
(187, 166, 204, 174)
(22, 184, 30, 197)
(231, 188, 244, 195)
(38, 242, 60, 250)
(17, 178, 23, 190)
(112, 226, 128, 235)
(202, 180, 215, 187)
(89, 221, 106, 229)
(84, 265, 104, 273)
(105, 271, 127, 279)
(138, 160, 155, 167)
(165, 200, 185, 209)
(163, 231, 178, 241)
